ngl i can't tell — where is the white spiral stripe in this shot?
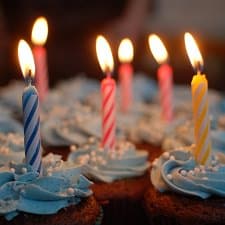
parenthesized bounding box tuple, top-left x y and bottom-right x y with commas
(24, 106, 39, 145)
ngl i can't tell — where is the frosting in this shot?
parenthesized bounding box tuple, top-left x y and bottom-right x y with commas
(0, 153, 93, 220)
(162, 118, 225, 153)
(68, 139, 150, 183)
(0, 133, 24, 166)
(151, 148, 225, 199)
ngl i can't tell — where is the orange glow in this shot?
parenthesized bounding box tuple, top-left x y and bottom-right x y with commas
(96, 35, 114, 73)
(18, 40, 35, 78)
(148, 34, 168, 64)
(31, 17, 48, 45)
(118, 38, 134, 63)
(184, 32, 203, 71)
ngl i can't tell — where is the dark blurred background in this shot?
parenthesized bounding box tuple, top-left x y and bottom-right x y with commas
(0, 0, 225, 91)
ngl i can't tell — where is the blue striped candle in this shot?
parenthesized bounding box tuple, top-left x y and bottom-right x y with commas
(18, 40, 42, 174)
(23, 79, 42, 173)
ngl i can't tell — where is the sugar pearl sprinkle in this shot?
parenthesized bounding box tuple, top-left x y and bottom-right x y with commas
(21, 167, 27, 174)
(167, 174, 173, 180)
(70, 145, 77, 152)
(67, 188, 75, 195)
(10, 168, 15, 173)
(180, 170, 187, 176)
(162, 152, 170, 160)
(188, 170, 194, 176)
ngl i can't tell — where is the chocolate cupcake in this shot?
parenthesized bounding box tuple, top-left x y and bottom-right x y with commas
(68, 139, 150, 225)
(144, 147, 225, 225)
(0, 153, 102, 225)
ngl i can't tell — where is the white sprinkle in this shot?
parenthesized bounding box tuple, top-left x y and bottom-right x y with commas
(162, 152, 170, 160)
(21, 167, 27, 174)
(167, 174, 173, 180)
(188, 170, 194, 176)
(170, 155, 175, 160)
(10, 168, 15, 173)
(180, 170, 187, 176)
(88, 137, 95, 143)
(70, 145, 77, 152)
(67, 188, 75, 195)
(202, 177, 208, 180)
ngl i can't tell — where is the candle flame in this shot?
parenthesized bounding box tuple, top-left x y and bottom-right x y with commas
(96, 35, 114, 73)
(18, 40, 35, 78)
(148, 34, 168, 64)
(31, 17, 48, 45)
(184, 32, 204, 71)
(118, 38, 134, 63)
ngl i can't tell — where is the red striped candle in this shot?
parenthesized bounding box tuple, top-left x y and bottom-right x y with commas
(96, 35, 116, 151)
(157, 64, 173, 121)
(31, 17, 49, 102)
(101, 74, 116, 150)
(118, 38, 134, 112)
(148, 34, 173, 122)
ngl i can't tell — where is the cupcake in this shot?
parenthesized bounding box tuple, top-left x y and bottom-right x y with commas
(144, 146, 225, 225)
(0, 153, 101, 225)
(68, 138, 150, 225)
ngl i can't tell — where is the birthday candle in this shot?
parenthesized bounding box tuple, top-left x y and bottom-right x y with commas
(18, 40, 42, 173)
(96, 35, 116, 150)
(118, 38, 134, 112)
(31, 17, 49, 102)
(148, 34, 173, 122)
(185, 32, 211, 165)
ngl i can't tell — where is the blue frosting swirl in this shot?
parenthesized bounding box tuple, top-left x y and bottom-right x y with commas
(151, 148, 225, 199)
(0, 153, 93, 220)
(68, 139, 150, 183)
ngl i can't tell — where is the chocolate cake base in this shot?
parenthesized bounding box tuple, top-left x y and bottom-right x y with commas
(0, 196, 101, 225)
(92, 173, 150, 225)
(144, 184, 225, 225)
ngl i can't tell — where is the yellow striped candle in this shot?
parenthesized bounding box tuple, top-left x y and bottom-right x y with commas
(185, 32, 211, 165)
(191, 74, 211, 165)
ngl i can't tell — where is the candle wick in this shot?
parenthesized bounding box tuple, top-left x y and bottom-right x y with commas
(106, 71, 111, 78)
(25, 69, 33, 86)
(196, 61, 203, 75)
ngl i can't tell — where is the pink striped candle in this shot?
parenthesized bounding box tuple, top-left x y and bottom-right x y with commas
(148, 34, 173, 122)
(96, 35, 116, 151)
(157, 64, 173, 121)
(31, 17, 49, 102)
(118, 38, 134, 112)
(101, 74, 116, 150)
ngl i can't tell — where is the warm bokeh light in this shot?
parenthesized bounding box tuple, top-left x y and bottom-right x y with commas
(18, 40, 35, 78)
(148, 34, 168, 64)
(118, 38, 134, 63)
(31, 17, 48, 45)
(96, 35, 114, 73)
(184, 32, 204, 71)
